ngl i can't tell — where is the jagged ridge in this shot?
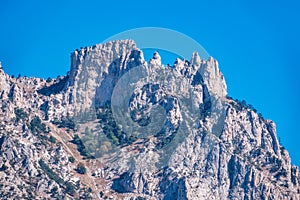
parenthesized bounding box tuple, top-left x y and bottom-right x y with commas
(0, 40, 299, 199)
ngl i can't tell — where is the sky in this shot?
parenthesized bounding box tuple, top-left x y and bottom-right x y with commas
(0, 0, 299, 166)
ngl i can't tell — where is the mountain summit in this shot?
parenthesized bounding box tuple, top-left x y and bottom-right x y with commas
(0, 40, 299, 199)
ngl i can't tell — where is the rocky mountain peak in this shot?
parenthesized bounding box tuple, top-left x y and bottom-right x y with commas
(0, 40, 299, 199)
(66, 40, 145, 112)
(68, 39, 138, 86)
(199, 56, 227, 97)
(190, 51, 201, 66)
(0, 63, 11, 100)
(149, 51, 162, 66)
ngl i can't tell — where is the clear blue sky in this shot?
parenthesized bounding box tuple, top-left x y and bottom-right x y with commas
(1, 0, 299, 166)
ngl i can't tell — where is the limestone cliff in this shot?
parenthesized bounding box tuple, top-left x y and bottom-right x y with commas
(0, 40, 299, 199)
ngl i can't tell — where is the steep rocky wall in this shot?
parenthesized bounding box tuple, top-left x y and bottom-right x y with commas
(0, 40, 299, 199)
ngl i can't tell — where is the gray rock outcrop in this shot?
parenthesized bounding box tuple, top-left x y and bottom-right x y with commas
(0, 40, 298, 199)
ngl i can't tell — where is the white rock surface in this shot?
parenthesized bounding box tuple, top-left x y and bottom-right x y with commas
(0, 40, 299, 199)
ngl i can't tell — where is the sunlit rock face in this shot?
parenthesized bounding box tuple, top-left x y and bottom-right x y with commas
(0, 40, 299, 199)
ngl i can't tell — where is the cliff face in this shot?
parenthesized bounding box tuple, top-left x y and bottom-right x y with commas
(66, 40, 144, 112)
(0, 40, 299, 199)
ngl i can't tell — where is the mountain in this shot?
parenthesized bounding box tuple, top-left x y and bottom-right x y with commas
(0, 40, 299, 199)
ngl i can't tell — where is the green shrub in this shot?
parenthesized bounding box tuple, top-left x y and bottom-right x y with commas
(30, 116, 47, 133)
(0, 164, 8, 171)
(46, 77, 52, 83)
(68, 156, 75, 163)
(71, 135, 93, 158)
(52, 115, 75, 130)
(97, 105, 135, 146)
(39, 159, 75, 195)
(65, 182, 75, 195)
(76, 163, 86, 174)
(49, 136, 56, 143)
(14, 108, 28, 123)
